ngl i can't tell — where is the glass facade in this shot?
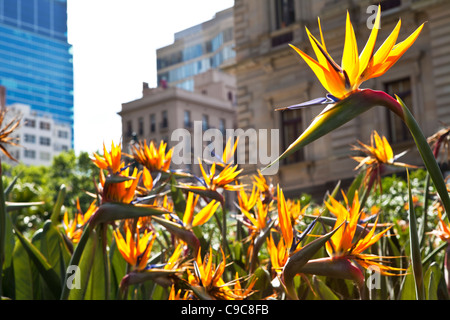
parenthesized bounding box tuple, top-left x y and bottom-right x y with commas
(157, 24, 235, 91)
(0, 0, 73, 147)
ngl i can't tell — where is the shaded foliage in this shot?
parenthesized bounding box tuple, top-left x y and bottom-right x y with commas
(1, 150, 97, 233)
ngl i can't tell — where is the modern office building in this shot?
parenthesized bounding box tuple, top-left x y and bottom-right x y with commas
(156, 7, 235, 92)
(0, 0, 74, 148)
(225, 0, 450, 198)
(1, 103, 72, 166)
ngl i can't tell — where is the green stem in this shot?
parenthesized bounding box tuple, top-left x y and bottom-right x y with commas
(101, 224, 110, 300)
(419, 172, 431, 247)
(422, 241, 447, 265)
(398, 97, 450, 222)
(221, 203, 227, 256)
(60, 222, 93, 300)
(220, 203, 233, 282)
(407, 170, 425, 300)
(0, 162, 5, 298)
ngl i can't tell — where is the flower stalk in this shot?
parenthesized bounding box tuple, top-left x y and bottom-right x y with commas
(398, 96, 450, 221)
(407, 170, 425, 300)
(0, 161, 6, 298)
(282, 222, 343, 299)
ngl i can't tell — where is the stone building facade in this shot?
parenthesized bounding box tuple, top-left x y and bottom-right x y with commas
(224, 0, 450, 198)
(119, 69, 237, 176)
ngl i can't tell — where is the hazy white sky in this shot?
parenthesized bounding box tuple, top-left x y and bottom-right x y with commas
(67, 0, 234, 154)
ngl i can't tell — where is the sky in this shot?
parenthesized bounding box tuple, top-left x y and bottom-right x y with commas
(66, 0, 234, 155)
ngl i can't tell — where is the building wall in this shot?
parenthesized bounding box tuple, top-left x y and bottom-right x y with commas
(120, 69, 237, 175)
(226, 0, 449, 198)
(2, 103, 72, 166)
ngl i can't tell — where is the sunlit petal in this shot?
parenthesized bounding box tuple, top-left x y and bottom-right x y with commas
(341, 12, 359, 87)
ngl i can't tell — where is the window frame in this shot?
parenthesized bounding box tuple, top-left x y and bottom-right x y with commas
(384, 77, 413, 145)
(280, 108, 304, 164)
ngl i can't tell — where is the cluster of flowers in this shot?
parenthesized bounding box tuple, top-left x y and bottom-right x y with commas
(58, 127, 449, 300)
(2, 6, 450, 300)
(57, 6, 450, 300)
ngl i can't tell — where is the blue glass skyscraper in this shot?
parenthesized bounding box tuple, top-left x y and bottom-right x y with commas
(0, 0, 73, 147)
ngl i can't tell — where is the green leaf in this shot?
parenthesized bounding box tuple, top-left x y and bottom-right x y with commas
(1, 203, 15, 281)
(313, 276, 339, 300)
(319, 180, 341, 217)
(424, 262, 441, 300)
(108, 227, 127, 299)
(422, 242, 447, 265)
(282, 222, 344, 299)
(121, 270, 180, 288)
(38, 220, 72, 282)
(170, 175, 187, 217)
(0, 174, 8, 298)
(89, 202, 169, 227)
(399, 265, 416, 300)
(4, 175, 19, 197)
(51, 184, 66, 225)
(151, 216, 200, 254)
(175, 185, 224, 205)
(191, 225, 208, 255)
(346, 170, 364, 205)
(84, 231, 107, 300)
(12, 225, 62, 299)
(60, 222, 94, 300)
(68, 229, 98, 300)
(247, 267, 273, 300)
(249, 220, 276, 272)
(12, 239, 36, 300)
(406, 170, 424, 300)
(186, 284, 213, 300)
(398, 96, 450, 222)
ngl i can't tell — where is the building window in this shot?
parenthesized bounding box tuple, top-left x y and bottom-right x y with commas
(58, 130, 69, 139)
(202, 114, 209, 131)
(40, 121, 51, 130)
(184, 110, 192, 128)
(384, 78, 412, 144)
(24, 119, 36, 128)
(40, 152, 51, 161)
(161, 111, 168, 129)
(138, 117, 144, 136)
(271, 31, 293, 47)
(40, 137, 51, 146)
(24, 134, 36, 143)
(150, 114, 156, 133)
(380, 0, 402, 11)
(281, 109, 304, 164)
(24, 149, 36, 159)
(219, 118, 226, 135)
(274, 0, 295, 30)
(126, 120, 133, 137)
(227, 91, 233, 102)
